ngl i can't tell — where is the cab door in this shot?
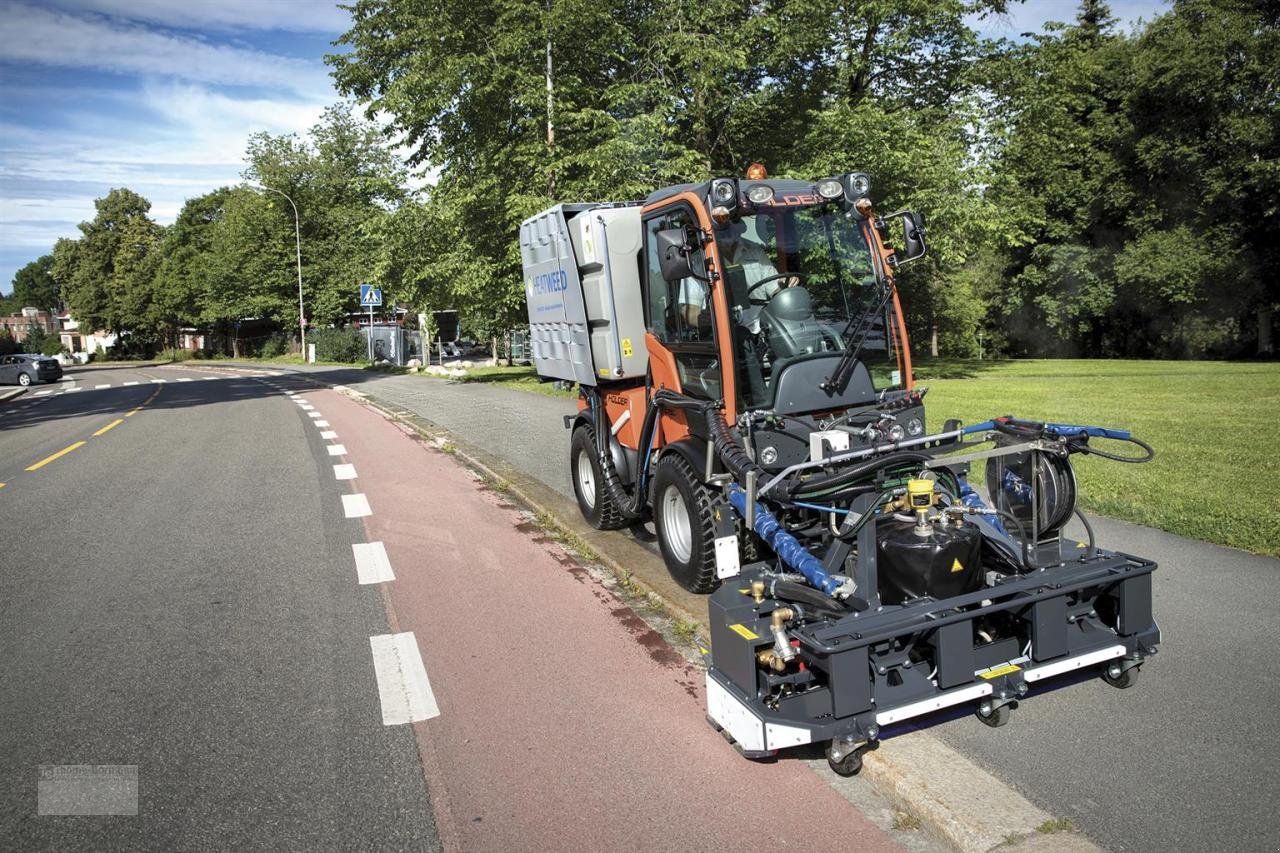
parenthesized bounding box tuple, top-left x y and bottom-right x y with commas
(641, 203, 721, 402)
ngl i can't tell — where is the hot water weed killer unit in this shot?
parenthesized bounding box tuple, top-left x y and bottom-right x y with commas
(519, 166, 1159, 774)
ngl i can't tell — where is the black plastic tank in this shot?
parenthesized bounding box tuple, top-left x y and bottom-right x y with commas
(875, 519, 984, 605)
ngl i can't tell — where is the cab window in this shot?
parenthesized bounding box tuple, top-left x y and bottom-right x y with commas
(643, 205, 720, 400)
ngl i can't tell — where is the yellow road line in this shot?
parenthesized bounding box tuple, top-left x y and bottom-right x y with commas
(125, 386, 162, 417)
(93, 418, 124, 437)
(26, 441, 87, 471)
(15, 385, 162, 484)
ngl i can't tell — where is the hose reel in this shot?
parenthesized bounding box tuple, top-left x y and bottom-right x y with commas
(985, 442, 1078, 542)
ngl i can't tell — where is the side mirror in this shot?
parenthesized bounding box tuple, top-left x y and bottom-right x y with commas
(656, 227, 701, 281)
(881, 210, 927, 266)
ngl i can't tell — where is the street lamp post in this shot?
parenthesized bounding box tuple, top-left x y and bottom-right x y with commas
(257, 184, 306, 361)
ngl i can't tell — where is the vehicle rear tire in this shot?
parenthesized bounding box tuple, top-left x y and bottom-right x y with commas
(570, 425, 628, 530)
(17, 372, 31, 387)
(652, 453, 719, 593)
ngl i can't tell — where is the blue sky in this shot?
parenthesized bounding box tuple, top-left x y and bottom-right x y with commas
(0, 0, 1169, 297)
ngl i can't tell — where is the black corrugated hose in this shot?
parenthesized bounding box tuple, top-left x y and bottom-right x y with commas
(583, 386, 659, 521)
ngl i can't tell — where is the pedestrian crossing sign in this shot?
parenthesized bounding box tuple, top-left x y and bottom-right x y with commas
(360, 284, 382, 307)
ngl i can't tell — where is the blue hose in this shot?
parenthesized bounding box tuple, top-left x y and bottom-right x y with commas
(727, 486, 844, 597)
(960, 418, 1131, 441)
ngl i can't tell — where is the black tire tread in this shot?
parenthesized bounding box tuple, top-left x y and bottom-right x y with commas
(654, 453, 719, 593)
(571, 425, 629, 531)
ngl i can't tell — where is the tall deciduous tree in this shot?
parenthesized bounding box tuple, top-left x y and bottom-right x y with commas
(9, 255, 61, 314)
(58, 188, 163, 336)
(243, 103, 408, 332)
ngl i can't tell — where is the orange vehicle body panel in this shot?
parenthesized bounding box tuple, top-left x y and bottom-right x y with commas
(638, 190, 739, 448)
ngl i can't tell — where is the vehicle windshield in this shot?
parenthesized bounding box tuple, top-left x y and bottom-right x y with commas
(717, 204, 906, 410)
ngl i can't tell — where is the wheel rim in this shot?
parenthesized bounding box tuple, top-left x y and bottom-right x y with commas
(660, 484, 693, 563)
(18, 374, 30, 386)
(576, 449, 597, 510)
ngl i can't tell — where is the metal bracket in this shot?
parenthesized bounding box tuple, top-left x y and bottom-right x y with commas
(922, 439, 1059, 469)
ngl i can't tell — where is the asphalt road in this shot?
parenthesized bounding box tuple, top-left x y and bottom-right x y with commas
(1, 364, 917, 851)
(0, 364, 439, 850)
(282, 363, 1280, 853)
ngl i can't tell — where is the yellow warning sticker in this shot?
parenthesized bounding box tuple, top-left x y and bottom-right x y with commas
(728, 623, 760, 641)
(979, 663, 1023, 680)
(598, 368, 610, 377)
(621, 338, 634, 357)
(951, 558, 965, 573)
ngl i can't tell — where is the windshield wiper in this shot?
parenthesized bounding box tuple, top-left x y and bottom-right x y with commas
(820, 282, 897, 395)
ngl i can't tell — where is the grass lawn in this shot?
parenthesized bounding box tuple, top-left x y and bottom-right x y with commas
(918, 359, 1280, 557)
(443, 364, 577, 398)
(425, 359, 1279, 556)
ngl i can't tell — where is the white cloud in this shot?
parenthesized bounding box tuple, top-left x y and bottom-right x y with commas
(0, 2, 333, 97)
(49, 0, 351, 33)
(0, 82, 331, 282)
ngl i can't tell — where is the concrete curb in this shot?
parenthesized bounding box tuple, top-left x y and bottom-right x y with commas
(0, 387, 29, 402)
(294, 372, 1101, 853)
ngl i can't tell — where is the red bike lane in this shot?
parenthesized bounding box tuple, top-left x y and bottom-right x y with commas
(309, 386, 900, 851)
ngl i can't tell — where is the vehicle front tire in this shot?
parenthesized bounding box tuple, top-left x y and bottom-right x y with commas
(17, 372, 32, 387)
(652, 453, 719, 593)
(570, 425, 628, 530)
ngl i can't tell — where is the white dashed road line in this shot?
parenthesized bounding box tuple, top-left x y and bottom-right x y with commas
(326, 444, 347, 456)
(369, 633, 438, 725)
(333, 463, 356, 479)
(178, 377, 193, 382)
(123, 381, 139, 386)
(308, 412, 322, 419)
(151, 379, 166, 384)
(315, 420, 330, 428)
(352, 542, 395, 584)
(95, 384, 110, 389)
(321, 430, 339, 440)
(34, 389, 53, 396)
(342, 493, 372, 518)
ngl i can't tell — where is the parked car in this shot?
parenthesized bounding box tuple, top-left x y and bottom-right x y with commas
(0, 353, 63, 386)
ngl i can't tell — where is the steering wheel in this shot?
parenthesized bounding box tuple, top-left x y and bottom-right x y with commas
(747, 272, 805, 305)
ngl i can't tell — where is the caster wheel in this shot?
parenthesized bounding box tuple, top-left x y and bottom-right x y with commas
(1102, 663, 1140, 689)
(977, 703, 1011, 728)
(826, 743, 864, 777)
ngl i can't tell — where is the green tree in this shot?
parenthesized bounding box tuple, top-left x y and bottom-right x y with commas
(242, 103, 408, 334)
(10, 255, 61, 314)
(1118, 0, 1279, 356)
(57, 188, 164, 337)
(152, 188, 235, 333)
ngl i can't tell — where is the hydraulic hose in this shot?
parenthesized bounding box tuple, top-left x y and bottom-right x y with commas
(582, 386, 659, 521)
(974, 416, 1156, 464)
(1073, 507, 1097, 559)
(785, 451, 931, 499)
(727, 485, 846, 597)
(765, 578, 851, 619)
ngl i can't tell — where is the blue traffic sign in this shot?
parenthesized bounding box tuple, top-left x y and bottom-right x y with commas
(359, 284, 382, 307)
